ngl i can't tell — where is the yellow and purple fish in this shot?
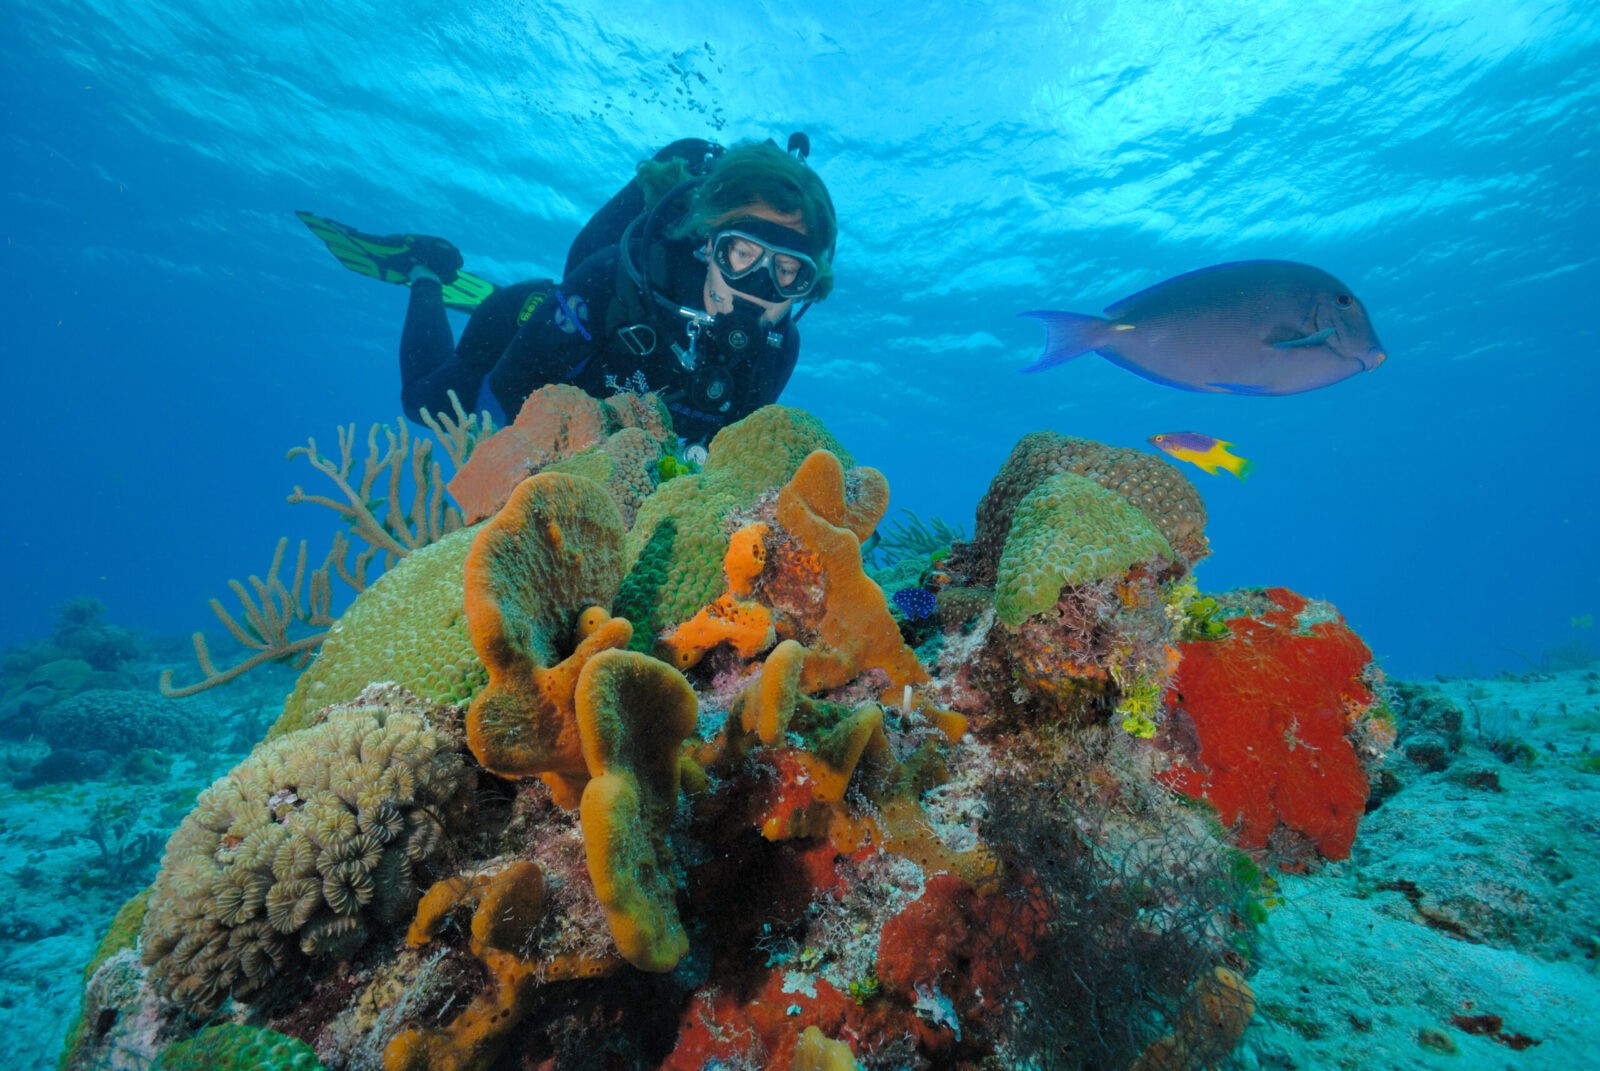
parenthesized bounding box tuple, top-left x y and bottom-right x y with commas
(1149, 433, 1254, 479)
(1021, 260, 1386, 395)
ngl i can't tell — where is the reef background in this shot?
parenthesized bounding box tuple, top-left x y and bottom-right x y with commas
(3, 0, 1599, 678)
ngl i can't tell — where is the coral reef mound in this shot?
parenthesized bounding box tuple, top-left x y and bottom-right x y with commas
(38, 689, 205, 754)
(995, 471, 1176, 627)
(619, 405, 852, 638)
(63, 398, 1402, 1071)
(970, 430, 1209, 578)
(152, 1023, 326, 1070)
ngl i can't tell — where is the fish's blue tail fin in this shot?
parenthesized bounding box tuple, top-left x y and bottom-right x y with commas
(1018, 310, 1112, 372)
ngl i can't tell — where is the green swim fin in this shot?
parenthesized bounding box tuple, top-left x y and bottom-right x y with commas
(296, 210, 497, 313)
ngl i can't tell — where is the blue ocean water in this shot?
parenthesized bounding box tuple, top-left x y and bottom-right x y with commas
(2, 0, 1597, 677)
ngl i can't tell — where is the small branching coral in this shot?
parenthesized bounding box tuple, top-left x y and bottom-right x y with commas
(161, 393, 493, 697)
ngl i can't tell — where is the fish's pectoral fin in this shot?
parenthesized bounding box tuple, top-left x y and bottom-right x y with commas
(1271, 327, 1336, 349)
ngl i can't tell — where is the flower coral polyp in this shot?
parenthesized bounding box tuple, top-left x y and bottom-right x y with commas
(1161, 587, 1375, 864)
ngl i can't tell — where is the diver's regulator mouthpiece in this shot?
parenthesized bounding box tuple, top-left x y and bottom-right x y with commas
(672, 304, 780, 373)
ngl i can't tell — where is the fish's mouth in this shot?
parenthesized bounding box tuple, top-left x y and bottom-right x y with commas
(1362, 349, 1387, 371)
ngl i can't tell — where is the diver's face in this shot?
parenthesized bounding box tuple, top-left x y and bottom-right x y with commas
(703, 202, 808, 325)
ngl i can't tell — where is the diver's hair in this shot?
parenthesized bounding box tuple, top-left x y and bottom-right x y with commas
(675, 139, 838, 301)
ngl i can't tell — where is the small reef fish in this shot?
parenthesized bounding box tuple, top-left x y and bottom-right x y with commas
(1574, 614, 1594, 630)
(1149, 432, 1254, 479)
(1020, 260, 1386, 395)
(891, 587, 938, 621)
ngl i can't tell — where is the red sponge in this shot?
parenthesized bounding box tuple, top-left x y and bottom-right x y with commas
(1162, 587, 1375, 864)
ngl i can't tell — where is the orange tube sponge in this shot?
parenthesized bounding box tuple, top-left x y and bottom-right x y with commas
(759, 703, 890, 842)
(658, 591, 775, 671)
(656, 522, 775, 669)
(725, 522, 769, 596)
(463, 473, 630, 787)
(576, 649, 699, 971)
(389, 861, 620, 1071)
(471, 861, 545, 956)
(386, 863, 545, 1071)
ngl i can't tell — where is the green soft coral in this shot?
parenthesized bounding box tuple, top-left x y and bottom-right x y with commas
(1165, 577, 1229, 640)
(1110, 661, 1166, 738)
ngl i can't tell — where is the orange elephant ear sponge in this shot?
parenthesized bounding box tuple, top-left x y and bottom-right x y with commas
(774, 450, 926, 695)
(576, 649, 699, 972)
(464, 473, 630, 783)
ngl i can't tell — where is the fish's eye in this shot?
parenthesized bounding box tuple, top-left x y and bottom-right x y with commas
(1336, 294, 1353, 307)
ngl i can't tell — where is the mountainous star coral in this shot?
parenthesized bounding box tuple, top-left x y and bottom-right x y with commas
(277, 528, 487, 736)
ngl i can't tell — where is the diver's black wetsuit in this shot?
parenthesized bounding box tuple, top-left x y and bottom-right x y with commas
(399, 139, 802, 447)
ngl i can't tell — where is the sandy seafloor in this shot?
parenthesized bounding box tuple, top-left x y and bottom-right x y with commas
(2, 646, 1595, 1070)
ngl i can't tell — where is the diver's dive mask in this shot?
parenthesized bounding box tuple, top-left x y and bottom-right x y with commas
(704, 218, 821, 302)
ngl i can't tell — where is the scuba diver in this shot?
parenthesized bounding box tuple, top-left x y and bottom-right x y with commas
(299, 135, 837, 454)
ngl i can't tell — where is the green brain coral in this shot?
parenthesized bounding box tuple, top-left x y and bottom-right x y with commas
(996, 472, 1175, 627)
(141, 686, 471, 1016)
(621, 406, 852, 636)
(277, 526, 487, 736)
(152, 1024, 325, 1070)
